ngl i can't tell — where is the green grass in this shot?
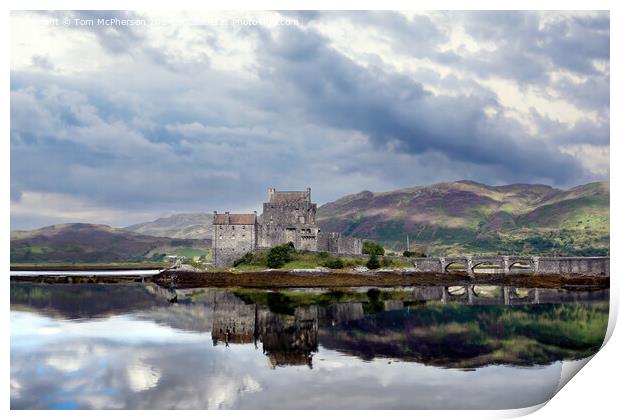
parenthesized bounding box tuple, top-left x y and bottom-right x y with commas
(231, 249, 411, 271)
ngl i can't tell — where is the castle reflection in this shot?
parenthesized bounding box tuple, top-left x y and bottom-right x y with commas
(11, 283, 609, 370)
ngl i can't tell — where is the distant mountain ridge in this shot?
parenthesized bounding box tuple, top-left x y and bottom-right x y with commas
(121, 180, 609, 256)
(11, 181, 610, 262)
(316, 180, 609, 256)
(125, 213, 213, 239)
(11, 223, 210, 263)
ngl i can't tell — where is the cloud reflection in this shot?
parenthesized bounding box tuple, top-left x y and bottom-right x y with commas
(11, 309, 562, 409)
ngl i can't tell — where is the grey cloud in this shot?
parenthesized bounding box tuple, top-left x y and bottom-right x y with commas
(460, 11, 609, 80)
(10, 11, 609, 229)
(251, 25, 588, 185)
(551, 75, 609, 112)
(42, 10, 146, 55)
(31, 55, 54, 70)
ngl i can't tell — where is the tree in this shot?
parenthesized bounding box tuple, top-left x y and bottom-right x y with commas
(233, 252, 254, 267)
(362, 241, 385, 256)
(267, 244, 292, 268)
(322, 256, 344, 269)
(403, 249, 427, 258)
(366, 253, 381, 269)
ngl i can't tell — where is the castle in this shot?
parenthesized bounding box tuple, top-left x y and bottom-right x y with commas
(212, 188, 362, 267)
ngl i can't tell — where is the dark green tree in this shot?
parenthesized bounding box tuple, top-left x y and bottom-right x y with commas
(233, 252, 254, 267)
(266, 244, 292, 268)
(322, 256, 344, 269)
(362, 241, 385, 256)
(366, 253, 381, 269)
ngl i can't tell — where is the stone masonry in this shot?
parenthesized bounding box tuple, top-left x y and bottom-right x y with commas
(213, 188, 362, 267)
(212, 212, 258, 268)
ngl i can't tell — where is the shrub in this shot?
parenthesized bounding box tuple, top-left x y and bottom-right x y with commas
(233, 252, 254, 267)
(381, 257, 392, 267)
(362, 241, 385, 256)
(403, 250, 427, 258)
(267, 244, 292, 268)
(318, 251, 329, 259)
(187, 260, 205, 271)
(364, 288, 384, 314)
(366, 254, 381, 269)
(366, 288, 381, 301)
(322, 256, 344, 269)
(342, 258, 363, 268)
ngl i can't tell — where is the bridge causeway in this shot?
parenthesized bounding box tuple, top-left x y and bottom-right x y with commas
(410, 256, 609, 277)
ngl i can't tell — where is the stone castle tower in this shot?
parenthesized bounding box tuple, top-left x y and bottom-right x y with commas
(212, 212, 258, 268)
(212, 187, 362, 267)
(258, 188, 320, 251)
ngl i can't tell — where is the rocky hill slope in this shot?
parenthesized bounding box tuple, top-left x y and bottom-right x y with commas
(316, 180, 609, 256)
(11, 223, 210, 263)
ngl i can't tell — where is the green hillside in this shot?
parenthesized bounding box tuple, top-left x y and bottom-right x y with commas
(316, 181, 609, 256)
(11, 181, 610, 262)
(10, 223, 211, 264)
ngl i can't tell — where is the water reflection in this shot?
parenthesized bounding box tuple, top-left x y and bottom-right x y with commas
(10, 283, 608, 409)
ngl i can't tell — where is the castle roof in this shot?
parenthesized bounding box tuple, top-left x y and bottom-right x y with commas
(270, 191, 310, 203)
(213, 213, 257, 225)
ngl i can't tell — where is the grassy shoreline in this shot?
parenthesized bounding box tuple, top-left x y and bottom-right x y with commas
(10, 270, 610, 290)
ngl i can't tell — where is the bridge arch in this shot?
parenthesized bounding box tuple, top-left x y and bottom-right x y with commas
(508, 259, 533, 272)
(471, 261, 503, 274)
(444, 261, 468, 273)
(446, 285, 467, 297)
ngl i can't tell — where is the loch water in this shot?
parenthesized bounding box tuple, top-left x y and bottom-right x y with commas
(10, 282, 609, 409)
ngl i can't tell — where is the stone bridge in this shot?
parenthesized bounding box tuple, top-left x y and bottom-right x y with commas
(410, 256, 609, 277)
(438, 285, 609, 306)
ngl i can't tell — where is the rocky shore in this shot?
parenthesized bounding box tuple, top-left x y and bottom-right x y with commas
(10, 268, 610, 290)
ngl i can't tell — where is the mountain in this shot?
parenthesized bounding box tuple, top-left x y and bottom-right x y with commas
(125, 213, 213, 239)
(12, 181, 609, 262)
(10, 223, 210, 263)
(316, 181, 609, 256)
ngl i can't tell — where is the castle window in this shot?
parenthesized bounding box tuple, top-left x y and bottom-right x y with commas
(219, 235, 223, 240)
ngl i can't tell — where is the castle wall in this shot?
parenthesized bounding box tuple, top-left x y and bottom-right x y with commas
(257, 224, 286, 248)
(213, 223, 257, 267)
(262, 201, 317, 226)
(259, 190, 320, 251)
(317, 232, 362, 254)
(212, 293, 256, 345)
(214, 189, 362, 267)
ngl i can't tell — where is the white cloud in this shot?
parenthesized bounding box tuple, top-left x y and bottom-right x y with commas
(9, 11, 609, 229)
(127, 359, 161, 392)
(11, 191, 159, 227)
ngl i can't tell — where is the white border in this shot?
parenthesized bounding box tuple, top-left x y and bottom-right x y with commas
(3, 1, 616, 419)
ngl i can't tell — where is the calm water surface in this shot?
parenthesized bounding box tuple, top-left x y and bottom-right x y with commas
(10, 282, 608, 409)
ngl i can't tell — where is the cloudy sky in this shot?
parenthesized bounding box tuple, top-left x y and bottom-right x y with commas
(10, 11, 610, 229)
